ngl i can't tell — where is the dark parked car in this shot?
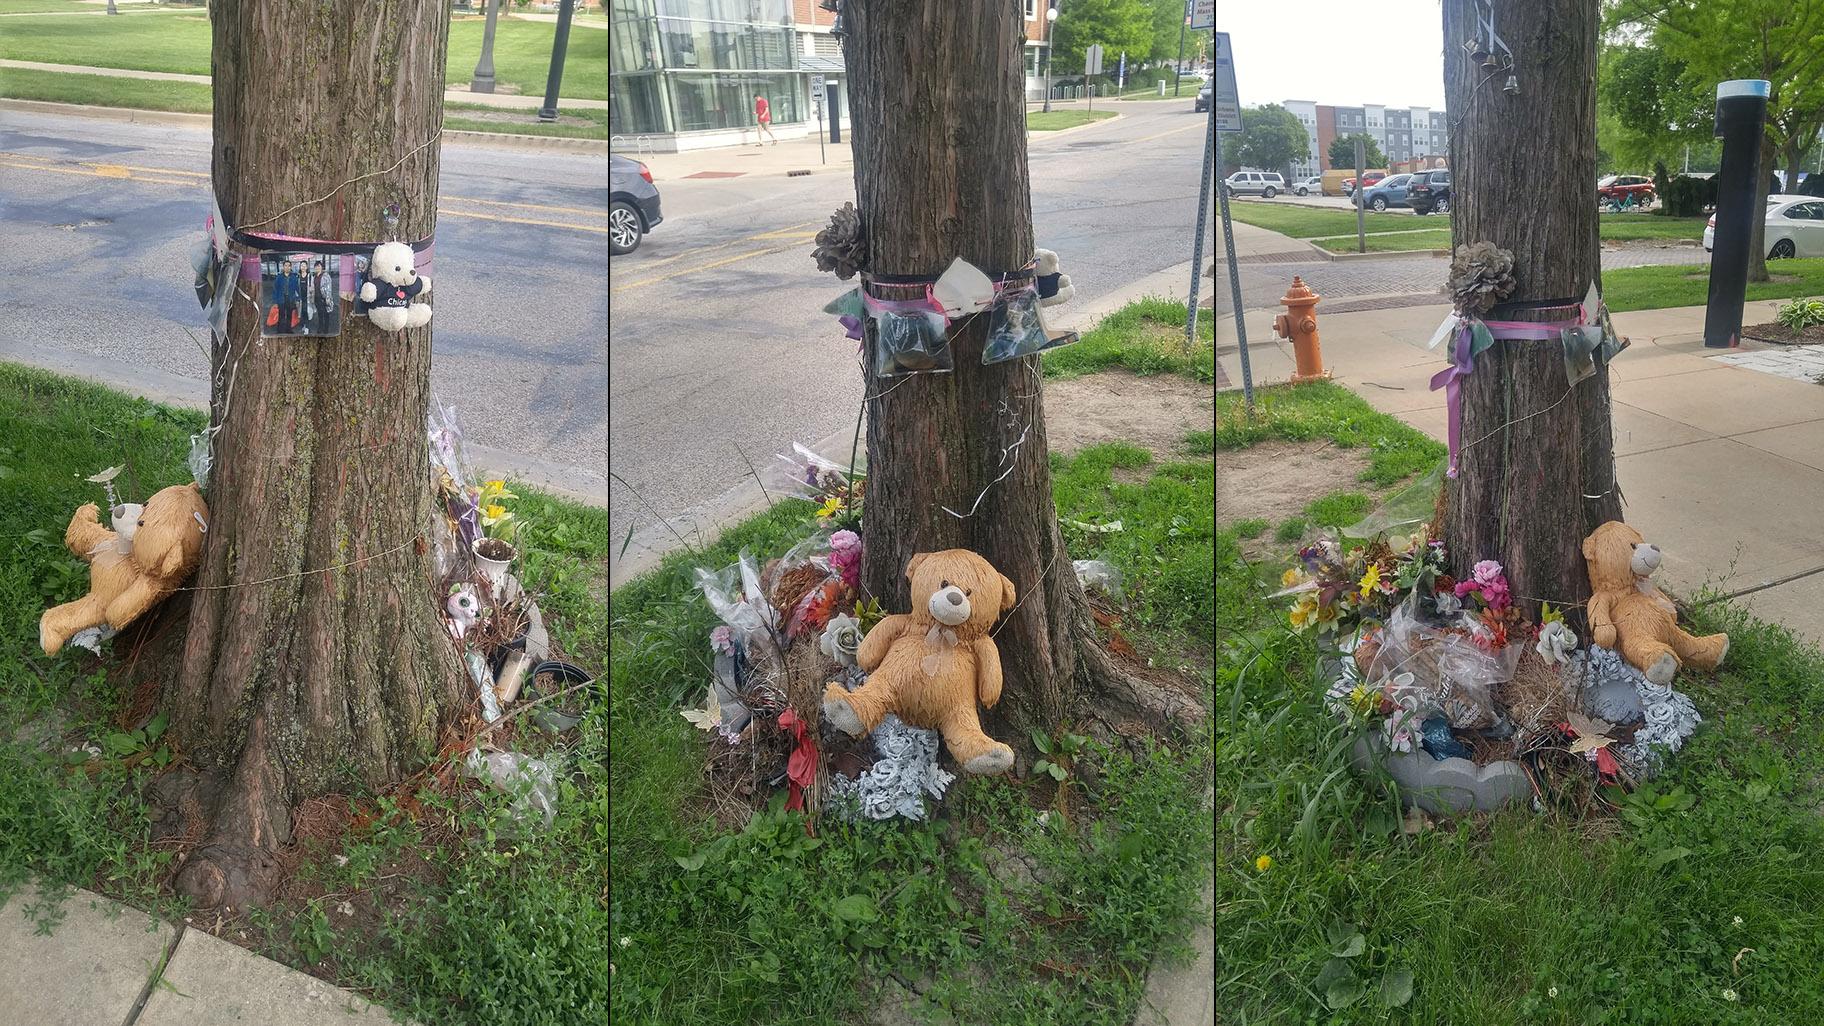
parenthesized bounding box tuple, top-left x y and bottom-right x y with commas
(1408, 169, 1452, 215)
(1355, 173, 1413, 211)
(1195, 82, 1211, 112)
(611, 154, 663, 255)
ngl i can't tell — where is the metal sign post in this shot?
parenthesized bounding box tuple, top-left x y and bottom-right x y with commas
(1355, 137, 1366, 253)
(812, 74, 827, 165)
(1209, 31, 1250, 407)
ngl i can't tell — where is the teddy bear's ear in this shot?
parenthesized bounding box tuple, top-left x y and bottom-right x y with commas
(905, 552, 929, 584)
(998, 572, 1018, 615)
(1581, 534, 1597, 561)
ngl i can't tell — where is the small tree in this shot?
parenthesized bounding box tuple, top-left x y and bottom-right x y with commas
(1234, 103, 1308, 178)
(1328, 132, 1386, 171)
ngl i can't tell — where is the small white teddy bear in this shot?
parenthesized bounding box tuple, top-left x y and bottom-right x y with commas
(359, 240, 432, 331)
(1035, 248, 1074, 308)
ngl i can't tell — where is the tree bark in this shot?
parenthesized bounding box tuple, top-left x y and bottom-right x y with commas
(1442, 0, 1622, 629)
(1749, 134, 1773, 282)
(160, 0, 466, 909)
(840, 1, 1198, 744)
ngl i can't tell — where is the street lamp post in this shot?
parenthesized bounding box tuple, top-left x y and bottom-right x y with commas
(471, 0, 501, 94)
(1041, 3, 1057, 113)
(537, 0, 577, 123)
(1174, 0, 1187, 96)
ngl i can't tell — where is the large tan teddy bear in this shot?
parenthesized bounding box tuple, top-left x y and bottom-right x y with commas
(40, 483, 210, 656)
(822, 549, 1018, 775)
(1582, 520, 1728, 684)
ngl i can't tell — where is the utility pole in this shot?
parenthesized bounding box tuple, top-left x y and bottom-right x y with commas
(1043, 0, 1058, 113)
(537, 0, 576, 123)
(1175, 0, 1188, 96)
(471, 0, 501, 94)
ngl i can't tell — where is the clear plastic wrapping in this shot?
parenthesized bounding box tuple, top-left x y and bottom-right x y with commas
(866, 291, 953, 376)
(982, 283, 1074, 365)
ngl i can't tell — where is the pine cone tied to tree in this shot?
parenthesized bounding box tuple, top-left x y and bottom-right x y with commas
(1446, 242, 1518, 316)
(813, 202, 868, 280)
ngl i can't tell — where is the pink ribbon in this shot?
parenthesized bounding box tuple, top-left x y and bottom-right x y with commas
(1429, 314, 1585, 478)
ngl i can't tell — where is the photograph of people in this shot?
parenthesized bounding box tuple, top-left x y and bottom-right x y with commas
(271, 258, 301, 334)
(311, 259, 336, 335)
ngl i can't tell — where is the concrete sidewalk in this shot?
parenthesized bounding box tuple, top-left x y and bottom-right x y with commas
(1219, 296, 1824, 644)
(0, 883, 412, 1026)
(0, 59, 609, 111)
(627, 132, 855, 182)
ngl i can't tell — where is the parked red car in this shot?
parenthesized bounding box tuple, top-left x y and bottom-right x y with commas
(1342, 171, 1387, 196)
(1598, 174, 1656, 205)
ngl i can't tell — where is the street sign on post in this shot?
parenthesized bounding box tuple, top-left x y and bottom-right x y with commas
(1189, 0, 1213, 30)
(1085, 44, 1103, 112)
(811, 75, 827, 165)
(1207, 31, 1249, 407)
(1118, 51, 1126, 90)
(1213, 29, 1239, 132)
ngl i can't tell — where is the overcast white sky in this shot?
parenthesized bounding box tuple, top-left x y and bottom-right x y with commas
(1218, 2, 1446, 110)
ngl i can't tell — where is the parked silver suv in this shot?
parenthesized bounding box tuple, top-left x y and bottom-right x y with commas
(1222, 171, 1285, 198)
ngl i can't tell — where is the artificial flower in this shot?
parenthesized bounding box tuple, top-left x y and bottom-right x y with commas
(481, 504, 509, 524)
(710, 625, 735, 656)
(816, 496, 845, 520)
(1473, 559, 1504, 586)
(1288, 594, 1319, 630)
(1347, 684, 1379, 718)
(820, 613, 863, 666)
(1539, 600, 1565, 627)
(1358, 563, 1382, 599)
(1281, 567, 1304, 589)
(1315, 603, 1340, 632)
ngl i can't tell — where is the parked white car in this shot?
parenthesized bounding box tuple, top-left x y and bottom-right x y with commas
(1222, 171, 1285, 198)
(1704, 195, 1824, 258)
(1293, 176, 1323, 197)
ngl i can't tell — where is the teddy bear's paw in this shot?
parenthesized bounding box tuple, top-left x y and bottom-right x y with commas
(1646, 652, 1677, 684)
(822, 693, 865, 736)
(964, 744, 1014, 776)
(1714, 636, 1730, 667)
(39, 620, 62, 657)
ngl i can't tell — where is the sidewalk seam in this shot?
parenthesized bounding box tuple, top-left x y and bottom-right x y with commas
(120, 919, 185, 1026)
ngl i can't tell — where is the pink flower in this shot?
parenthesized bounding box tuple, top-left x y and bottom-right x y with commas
(829, 529, 861, 557)
(1454, 580, 1479, 599)
(829, 530, 862, 589)
(710, 625, 735, 655)
(1482, 580, 1512, 611)
(1473, 560, 1505, 587)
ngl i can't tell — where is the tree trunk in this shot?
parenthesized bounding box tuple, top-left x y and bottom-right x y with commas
(1784, 136, 1803, 200)
(841, 0, 1198, 745)
(161, 0, 465, 909)
(1748, 134, 1773, 283)
(1441, 0, 1621, 629)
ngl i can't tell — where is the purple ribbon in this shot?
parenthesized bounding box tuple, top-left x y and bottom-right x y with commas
(1429, 314, 1586, 479)
(839, 314, 864, 340)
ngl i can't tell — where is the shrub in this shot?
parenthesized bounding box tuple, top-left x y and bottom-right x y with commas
(1656, 173, 1717, 217)
(1775, 297, 1824, 330)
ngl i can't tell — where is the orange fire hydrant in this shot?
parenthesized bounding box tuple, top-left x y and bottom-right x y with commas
(1273, 276, 1329, 383)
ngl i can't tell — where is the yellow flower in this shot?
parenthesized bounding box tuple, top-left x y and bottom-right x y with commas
(1281, 567, 1304, 588)
(1255, 855, 1273, 872)
(816, 496, 845, 519)
(1348, 684, 1378, 718)
(1288, 594, 1318, 630)
(1359, 563, 1382, 599)
(481, 504, 508, 523)
(1315, 603, 1339, 630)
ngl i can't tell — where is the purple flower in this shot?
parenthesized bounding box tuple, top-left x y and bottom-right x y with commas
(1473, 560, 1504, 586)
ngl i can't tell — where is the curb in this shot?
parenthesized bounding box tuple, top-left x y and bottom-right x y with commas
(0, 99, 609, 153)
(1323, 247, 1451, 261)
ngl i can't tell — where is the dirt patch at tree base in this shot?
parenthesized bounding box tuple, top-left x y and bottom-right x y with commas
(1044, 370, 1213, 460)
(1217, 441, 1370, 529)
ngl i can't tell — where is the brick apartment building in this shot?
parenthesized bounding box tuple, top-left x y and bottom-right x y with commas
(1280, 100, 1449, 179)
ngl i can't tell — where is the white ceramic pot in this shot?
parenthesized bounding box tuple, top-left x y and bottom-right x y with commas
(472, 537, 517, 601)
(111, 503, 144, 555)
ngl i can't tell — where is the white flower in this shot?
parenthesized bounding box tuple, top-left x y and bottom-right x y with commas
(1548, 986, 1559, 998)
(1434, 591, 1463, 617)
(334, 855, 349, 867)
(619, 936, 633, 948)
(1644, 701, 1679, 732)
(1733, 916, 1744, 926)
(336, 901, 355, 917)
(820, 614, 862, 667)
(1535, 622, 1578, 665)
(1722, 988, 1738, 1002)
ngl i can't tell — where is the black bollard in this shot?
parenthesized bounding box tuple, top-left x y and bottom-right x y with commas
(537, 0, 577, 124)
(1704, 79, 1771, 348)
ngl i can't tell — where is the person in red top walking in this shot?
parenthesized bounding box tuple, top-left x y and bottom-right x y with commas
(754, 93, 778, 146)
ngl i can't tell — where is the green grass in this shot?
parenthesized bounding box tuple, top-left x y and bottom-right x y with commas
(1605, 258, 1824, 313)
(1227, 203, 1706, 248)
(1217, 380, 1445, 487)
(1274, 517, 1307, 543)
(0, 0, 115, 12)
(0, 66, 212, 112)
(1233, 518, 1268, 539)
(444, 101, 608, 139)
(0, 70, 604, 138)
(1026, 109, 1118, 131)
(1303, 490, 1372, 528)
(610, 440, 1214, 1023)
(0, 362, 611, 1025)
(1312, 229, 1450, 254)
(1217, 383, 1824, 1022)
(1041, 296, 1215, 382)
(0, 12, 607, 100)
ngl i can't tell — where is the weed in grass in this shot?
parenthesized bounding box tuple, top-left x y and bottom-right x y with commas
(1275, 517, 1307, 542)
(1183, 429, 1214, 454)
(1303, 491, 1372, 528)
(1233, 518, 1269, 539)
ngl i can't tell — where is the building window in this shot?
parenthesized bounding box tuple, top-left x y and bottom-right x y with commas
(1025, 0, 1036, 18)
(610, 72, 670, 135)
(656, 0, 790, 21)
(658, 18, 795, 70)
(668, 70, 801, 131)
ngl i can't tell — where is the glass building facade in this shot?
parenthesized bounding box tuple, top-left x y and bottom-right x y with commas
(610, 0, 805, 138)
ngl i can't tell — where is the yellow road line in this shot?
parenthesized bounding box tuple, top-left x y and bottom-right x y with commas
(438, 208, 606, 233)
(0, 158, 195, 186)
(613, 243, 800, 290)
(1124, 123, 1203, 145)
(438, 194, 607, 218)
(623, 220, 821, 271)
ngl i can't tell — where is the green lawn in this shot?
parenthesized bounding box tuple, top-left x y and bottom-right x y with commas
(1026, 108, 1118, 131)
(0, 0, 115, 12)
(0, 362, 610, 1025)
(1604, 258, 1824, 313)
(1226, 202, 1708, 248)
(1217, 379, 1824, 1022)
(0, 11, 607, 100)
(1042, 295, 1215, 382)
(0, 65, 211, 112)
(444, 101, 608, 139)
(1312, 229, 1450, 254)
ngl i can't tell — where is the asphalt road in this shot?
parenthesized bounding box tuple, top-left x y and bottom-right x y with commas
(609, 102, 1215, 558)
(0, 108, 608, 500)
